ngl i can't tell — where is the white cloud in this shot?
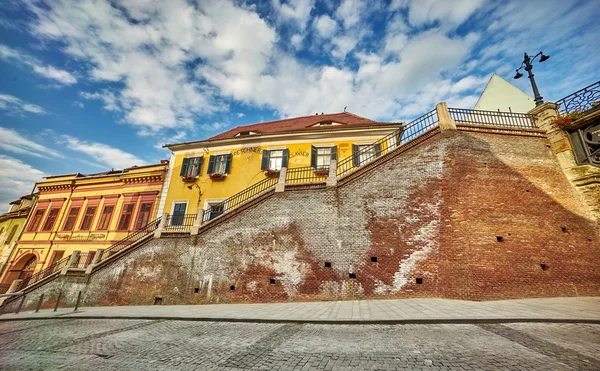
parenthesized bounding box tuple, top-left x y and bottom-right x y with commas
(0, 44, 77, 85)
(335, 0, 368, 29)
(395, 0, 486, 27)
(0, 155, 44, 213)
(0, 94, 47, 115)
(61, 135, 146, 169)
(237, 113, 245, 118)
(272, 0, 315, 30)
(0, 127, 64, 159)
(313, 15, 338, 38)
(80, 90, 120, 112)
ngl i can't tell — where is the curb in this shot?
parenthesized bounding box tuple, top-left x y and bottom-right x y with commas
(1, 315, 599, 325)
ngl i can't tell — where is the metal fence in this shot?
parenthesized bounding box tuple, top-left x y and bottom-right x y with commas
(337, 109, 439, 177)
(164, 214, 197, 232)
(448, 108, 536, 128)
(285, 166, 329, 185)
(22, 255, 71, 288)
(556, 80, 600, 115)
(202, 176, 279, 223)
(72, 251, 94, 269)
(100, 217, 161, 261)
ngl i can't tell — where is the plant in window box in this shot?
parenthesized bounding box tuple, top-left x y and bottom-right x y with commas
(181, 175, 198, 182)
(552, 111, 585, 129)
(208, 172, 227, 180)
(313, 167, 330, 176)
(263, 169, 280, 177)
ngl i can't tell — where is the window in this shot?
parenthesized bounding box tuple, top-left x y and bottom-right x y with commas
(261, 149, 289, 171)
(207, 154, 232, 174)
(62, 207, 80, 231)
(97, 205, 115, 230)
(311, 145, 337, 169)
(79, 206, 97, 231)
(180, 157, 203, 178)
(27, 209, 46, 232)
(48, 251, 64, 266)
(117, 204, 135, 230)
(5, 225, 18, 244)
(171, 202, 187, 226)
(352, 143, 381, 166)
(84, 251, 96, 268)
(205, 201, 224, 221)
(135, 203, 153, 229)
(41, 208, 60, 231)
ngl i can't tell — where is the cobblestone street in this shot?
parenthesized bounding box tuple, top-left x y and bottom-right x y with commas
(0, 319, 599, 370)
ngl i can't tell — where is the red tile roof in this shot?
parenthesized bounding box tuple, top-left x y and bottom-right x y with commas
(208, 112, 398, 140)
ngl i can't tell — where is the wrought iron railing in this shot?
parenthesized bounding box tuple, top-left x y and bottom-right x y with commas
(448, 108, 536, 128)
(99, 217, 161, 261)
(337, 109, 439, 177)
(285, 166, 329, 185)
(0, 283, 11, 294)
(202, 176, 279, 223)
(22, 255, 71, 288)
(164, 214, 196, 232)
(556, 81, 600, 115)
(72, 251, 94, 269)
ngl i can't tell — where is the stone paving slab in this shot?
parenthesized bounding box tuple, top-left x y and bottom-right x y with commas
(1, 297, 599, 324)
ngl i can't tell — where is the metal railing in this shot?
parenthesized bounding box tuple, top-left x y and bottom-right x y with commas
(285, 166, 329, 185)
(556, 80, 600, 115)
(22, 255, 71, 288)
(0, 283, 11, 294)
(202, 176, 279, 223)
(337, 109, 439, 177)
(72, 252, 94, 269)
(448, 108, 536, 128)
(164, 214, 196, 232)
(99, 217, 161, 261)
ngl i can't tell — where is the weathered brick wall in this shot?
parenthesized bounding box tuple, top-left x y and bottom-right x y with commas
(7, 129, 599, 309)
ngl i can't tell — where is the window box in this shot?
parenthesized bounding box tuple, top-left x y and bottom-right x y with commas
(263, 169, 280, 177)
(313, 168, 330, 176)
(181, 175, 198, 182)
(209, 172, 227, 180)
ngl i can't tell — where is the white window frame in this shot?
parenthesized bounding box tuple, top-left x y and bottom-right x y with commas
(203, 199, 226, 222)
(269, 150, 284, 170)
(213, 154, 229, 174)
(315, 147, 332, 169)
(358, 144, 377, 166)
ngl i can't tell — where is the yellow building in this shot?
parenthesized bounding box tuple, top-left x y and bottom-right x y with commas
(0, 162, 168, 286)
(0, 194, 36, 282)
(159, 112, 402, 222)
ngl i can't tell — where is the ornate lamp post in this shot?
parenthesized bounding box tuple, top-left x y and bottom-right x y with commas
(514, 51, 550, 106)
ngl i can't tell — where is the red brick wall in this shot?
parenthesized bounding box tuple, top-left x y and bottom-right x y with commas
(10, 128, 599, 308)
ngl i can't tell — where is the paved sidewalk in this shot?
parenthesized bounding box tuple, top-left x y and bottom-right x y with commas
(1, 297, 599, 323)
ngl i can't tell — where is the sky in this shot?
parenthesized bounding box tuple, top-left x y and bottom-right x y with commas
(0, 0, 599, 211)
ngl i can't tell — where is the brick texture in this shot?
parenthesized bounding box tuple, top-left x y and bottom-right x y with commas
(7, 129, 599, 310)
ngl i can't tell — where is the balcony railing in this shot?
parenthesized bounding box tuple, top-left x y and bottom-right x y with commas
(202, 176, 279, 223)
(448, 108, 536, 128)
(556, 80, 600, 115)
(99, 217, 161, 261)
(285, 166, 329, 185)
(337, 109, 439, 177)
(72, 251, 94, 269)
(164, 214, 196, 232)
(21, 255, 71, 288)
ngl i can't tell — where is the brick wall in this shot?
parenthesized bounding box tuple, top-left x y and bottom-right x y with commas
(7, 128, 599, 310)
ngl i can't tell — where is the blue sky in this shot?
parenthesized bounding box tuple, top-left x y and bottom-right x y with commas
(0, 0, 599, 210)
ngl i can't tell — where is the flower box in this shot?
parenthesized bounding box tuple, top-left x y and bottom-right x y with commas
(181, 175, 198, 182)
(552, 111, 585, 129)
(263, 169, 280, 178)
(313, 168, 330, 176)
(209, 172, 227, 180)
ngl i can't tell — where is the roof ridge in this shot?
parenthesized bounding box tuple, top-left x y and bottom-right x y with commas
(236, 111, 352, 129)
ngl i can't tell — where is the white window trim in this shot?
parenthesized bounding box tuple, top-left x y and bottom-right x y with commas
(212, 151, 231, 156)
(203, 199, 227, 222)
(266, 146, 287, 150)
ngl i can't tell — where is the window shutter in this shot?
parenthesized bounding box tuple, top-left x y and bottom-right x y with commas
(195, 157, 204, 176)
(180, 157, 190, 176)
(374, 143, 382, 157)
(282, 149, 289, 168)
(261, 150, 270, 170)
(311, 145, 317, 168)
(352, 144, 359, 166)
(224, 154, 232, 174)
(330, 146, 337, 161)
(207, 156, 216, 174)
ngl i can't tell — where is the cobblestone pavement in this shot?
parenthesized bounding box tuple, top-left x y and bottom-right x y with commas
(0, 320, 598, 370)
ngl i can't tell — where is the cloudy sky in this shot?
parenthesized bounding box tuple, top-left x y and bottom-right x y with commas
(0, 0, 598, 210)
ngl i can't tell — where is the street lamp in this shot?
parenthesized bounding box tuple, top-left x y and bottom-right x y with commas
(514, 51, 550, 106)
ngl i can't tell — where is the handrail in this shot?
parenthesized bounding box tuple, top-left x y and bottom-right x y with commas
(556, 80, 600, 115)
(202, 176, 279, 223)
(337, 109, 439, 177)
(164, 214, 196, 232)
(448, 108, 536, 128)
(99, 217, 161, 261)
(21, 254, 71, 289)
(285, 165, 329, 185)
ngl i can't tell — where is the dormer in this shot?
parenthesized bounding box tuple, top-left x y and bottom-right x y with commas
(312, 120, 342, 127)
(235, 131, 259, 137)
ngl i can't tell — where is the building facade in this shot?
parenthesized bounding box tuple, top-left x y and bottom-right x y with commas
(0, 162, 168, 286)
(159, 112, 402, 221)
(0, 194, 36, 279)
